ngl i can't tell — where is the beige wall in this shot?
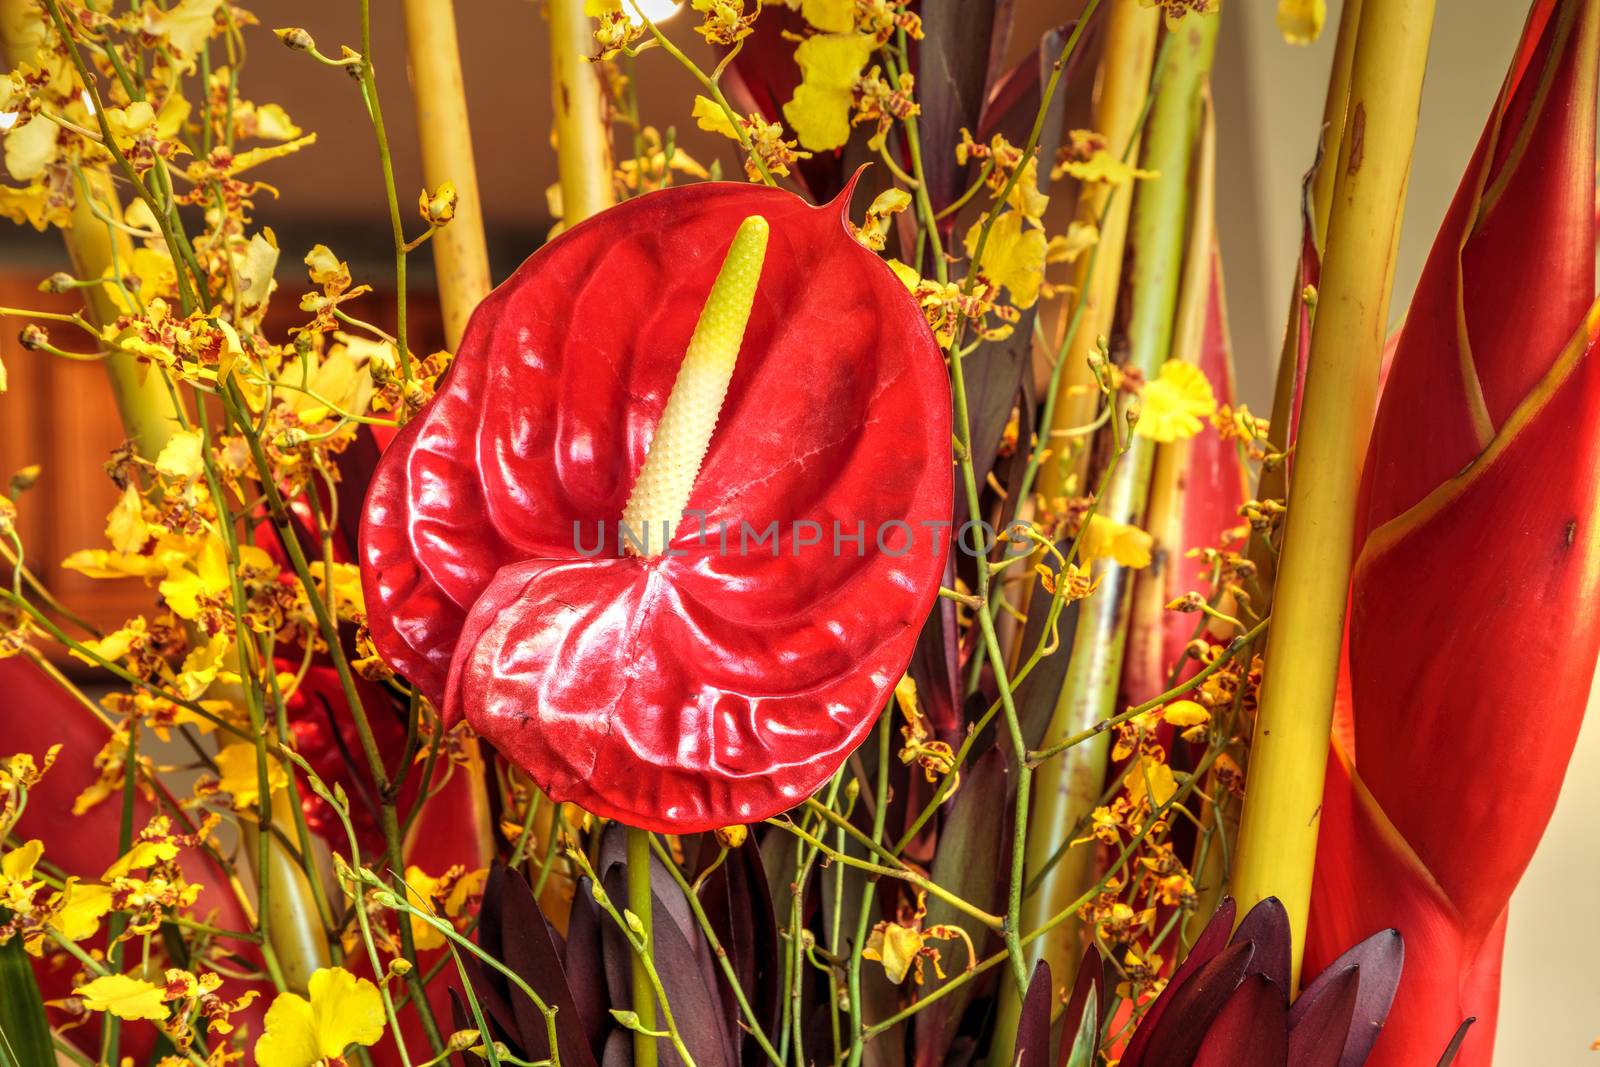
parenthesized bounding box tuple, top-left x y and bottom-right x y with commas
(1213, 3, 1600, 1061)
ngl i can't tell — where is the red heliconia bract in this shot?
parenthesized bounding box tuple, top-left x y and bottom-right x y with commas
(360, 181, 951, 833)
(1306, 2, 1600, 1063)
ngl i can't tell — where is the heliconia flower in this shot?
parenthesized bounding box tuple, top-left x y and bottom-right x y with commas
(361, 181, 950, 833)
(1306, 2, 1600, 1063)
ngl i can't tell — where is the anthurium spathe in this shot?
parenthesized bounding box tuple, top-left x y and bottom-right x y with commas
(1306, 2, 1600, 1063)
(361, 181, 951, 832)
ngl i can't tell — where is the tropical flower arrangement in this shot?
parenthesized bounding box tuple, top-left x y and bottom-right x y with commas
(0, 0, 1595, 1063)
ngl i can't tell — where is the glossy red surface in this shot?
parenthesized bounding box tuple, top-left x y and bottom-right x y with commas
(1306, 3, 1600, 1063)
(361, 182, 952, 832)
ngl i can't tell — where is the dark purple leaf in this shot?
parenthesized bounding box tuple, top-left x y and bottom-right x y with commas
(958, 22, 1079, 510)
(696, 834, 782, 1062)
(1119, 897, 1237, 1067)
(1192, 974, 1289, 1067)
(1434, 1019, 1476, 1067)
(916, 0, 1001, 214)
(1294, 928, 1403, 1067)
(1284, 966, 1358, 1067)
(474, 863, 600, 1067)
(914, 750, 1012, 1065)
(1231, 897, 1291, 991)
(1132, 939, 1254, 1067)
(564, 876, 610, 1058)
(1013, 960, 1055, 1067)
(1057, 946, 1104, 1067)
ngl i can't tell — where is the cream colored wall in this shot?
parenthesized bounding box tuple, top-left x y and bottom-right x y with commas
(1212, 3, 1600, 1061)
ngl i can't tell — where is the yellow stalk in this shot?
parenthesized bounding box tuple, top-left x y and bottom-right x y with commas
(1228, 0, 1436, 988)
(401, 0, 492, 350)
(1, 3, 175, 459)
(622, 216, 769, 553)
(1253, 0, 1365, 581)
(547, 0, 615, 227)
(1185, 0, 1367, 951)
(1037, 0, 1160, 501)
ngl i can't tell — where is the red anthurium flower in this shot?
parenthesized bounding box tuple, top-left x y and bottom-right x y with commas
(1307, 1, 1600, 1062)
(361, 182, 951, 832)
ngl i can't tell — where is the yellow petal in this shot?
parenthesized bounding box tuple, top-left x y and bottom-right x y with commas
(964, 212, 1047, 309)
(782, 33, 875, 152)
(692, 95, 740, 140)
(1161, 700, 1210, 727)
(76, 973, 170, 1021)
(154, 428, 206, 480)
(1052, 149, 1157, 187)
(404, 865, 446, 951)
(4, 116, 59, 182)
(1123, 758, 1177, 809)
(801, 0, 855, 32)
(1277, 0, 1326, 44)
(105, 484, 150, 556)
(214, 742, 286, 810)
(1136, 359, 1218, 443)
(52, 880, 113, 942)
(143, 0, 220, 70)
(104, 838, 180, 879)
(308, 966, 385, 1059)
(254, 990, 318, 1067)
(104, 101, 156, 147)
(1079, 514, 1153, 570)
(1, 838, 42, 881)
(253, 103, 302, 141)
(1046, 221, 1099, 264)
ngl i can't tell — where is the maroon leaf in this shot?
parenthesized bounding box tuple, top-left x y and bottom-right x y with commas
(1119, 897, 1237, 1067)
(1132, 939, 1254, 1067)
(1231, 896, 1291, 991)
(1192, 974, 1289, 1067)
(1056, 945, 1105, 1067)
(1013, 960, 1055, 1067)
(1294, 927, 1403, 1067)
(1285, 965, 1359, 1067)
(915, 749, 1012, 1065)
(696, 834, 782, 1061)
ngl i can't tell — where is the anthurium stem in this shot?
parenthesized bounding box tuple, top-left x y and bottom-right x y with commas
(622, 216, 769, 554)
(1016, 5, 1219, 1020)
(1229, 0, 1436, 989)
(626, 826, 659, 1067)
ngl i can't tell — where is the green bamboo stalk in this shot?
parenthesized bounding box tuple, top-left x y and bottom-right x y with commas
(1014, 5, 1220, 1015)
(627, 826, 659, 1067)
(1229, 0, 1436, 989)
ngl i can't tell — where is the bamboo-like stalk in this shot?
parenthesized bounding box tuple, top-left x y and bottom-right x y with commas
(1229, 0, 1436, 988)
(1187, 0, 1367, 950)
(1124, 90, 1217, 705)
(401, 0, 492, 350)
(1036, 0, 1160, 501)
(248, 790, 333, 992)
(1251, 0, 1365, 584)
(1016, 4, 1219, 1013)
(626, 826, 660, 1067)
(548, 0, 615, 227)
(0, 6, 174, 460)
